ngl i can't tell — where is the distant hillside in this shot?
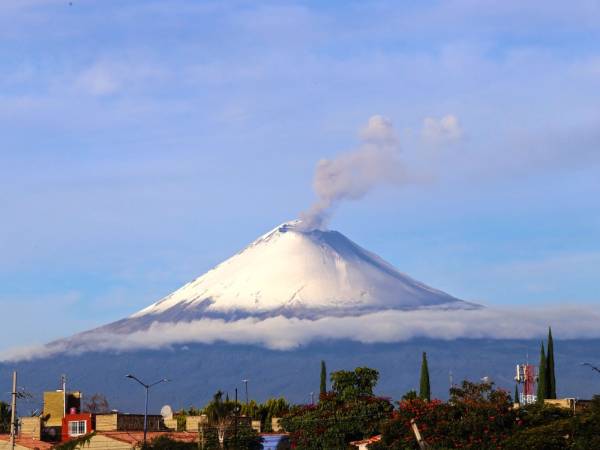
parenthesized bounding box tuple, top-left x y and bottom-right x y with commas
(1, 339, 598, 413)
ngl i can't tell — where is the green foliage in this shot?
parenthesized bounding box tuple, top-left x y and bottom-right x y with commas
(281, 367, 392, 450)
(372, 398, 447, 450)
(401, 390, 418, 401)
(372, 381, 516, 450)
(514, 402, 571, 428)
(419, 352, 430, 402)
(194, 391, 263, 450)
(514, 385, 519, 405)
(320, 360, 327, 396)
(54, 432, 95, 450)
(184, 395, 289, 435)
(205, 391, 237, 423)
(505, 396, 600, 449)
(0, 401, 10, 434)
(140, 435, 197, 450)
(198, 423, 262, 450)
(374, 381, 600, 450)
(537, 342, 547, 403)
(240, 397, 290, 432)
(546, 327, 556, 399)
(175, 414, 187, 431)
(504, 419, 571, 450)
(330, 367, 379, 401)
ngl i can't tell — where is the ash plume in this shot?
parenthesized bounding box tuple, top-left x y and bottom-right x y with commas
(300, 115, 409, 230)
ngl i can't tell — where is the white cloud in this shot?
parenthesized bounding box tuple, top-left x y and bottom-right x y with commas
(75, 60, 166, 96)
(422, 114, 463, 144)
(76, 62, 121, 96)
(4, 305, 600, 362)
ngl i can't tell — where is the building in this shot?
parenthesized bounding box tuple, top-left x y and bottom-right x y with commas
(61, 413, 93, 441)
(42, 391, 82, 427)
(94, 412, 165, 432)
(12, 384, 179, 448)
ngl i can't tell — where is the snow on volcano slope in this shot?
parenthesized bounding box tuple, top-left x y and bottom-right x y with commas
(97, 221, 476, 333)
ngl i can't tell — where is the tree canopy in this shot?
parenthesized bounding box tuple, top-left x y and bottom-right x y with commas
(419, 352, 430, 402)
(281, 367, 392, 449)
(0, 401, 11, 434)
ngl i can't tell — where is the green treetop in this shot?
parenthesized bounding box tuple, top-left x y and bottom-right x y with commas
(546, 327, 556, 399)
(319, 360, 327, 396)
(419, 351, 431, 402)
(537, 342, 547, 403)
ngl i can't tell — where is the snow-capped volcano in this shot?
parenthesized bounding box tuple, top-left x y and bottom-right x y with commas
(99, 221, 475, 333)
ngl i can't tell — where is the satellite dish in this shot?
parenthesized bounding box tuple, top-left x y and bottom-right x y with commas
(161, 405, 173, 420)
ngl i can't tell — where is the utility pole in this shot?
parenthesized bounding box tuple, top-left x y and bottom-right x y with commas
(61, 374, 67, 416)
(126, 374, 169, 447)
(9, 371, 17, 450)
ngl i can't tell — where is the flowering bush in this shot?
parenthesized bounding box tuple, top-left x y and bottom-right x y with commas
(371, 381, 516, 450)
(280, 368, 393, 450)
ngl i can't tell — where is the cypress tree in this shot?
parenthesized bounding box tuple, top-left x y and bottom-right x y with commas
(419, 352, 431, 402)
(537, 342, 547, 403)
(320, 360, 327, 396)
(546, 327, 557, 399)
(514, 385, 520, 405)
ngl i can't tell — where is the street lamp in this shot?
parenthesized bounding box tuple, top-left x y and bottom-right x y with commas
(242, 379, 249, 407)
(126, 374, 169, 447)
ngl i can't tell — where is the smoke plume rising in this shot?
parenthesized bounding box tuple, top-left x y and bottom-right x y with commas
(300, 115, 408, 230)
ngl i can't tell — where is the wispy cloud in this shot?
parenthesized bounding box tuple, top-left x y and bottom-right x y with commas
(4, 306, 600, 362)
(422, 115, 463, 144)
(76, 63, 121, 96)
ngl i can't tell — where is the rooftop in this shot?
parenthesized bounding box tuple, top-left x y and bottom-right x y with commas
(0, 435, 55, 450)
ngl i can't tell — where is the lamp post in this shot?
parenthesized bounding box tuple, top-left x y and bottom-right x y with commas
(126, 374, 169, 447)
(242, 379, 249, 407)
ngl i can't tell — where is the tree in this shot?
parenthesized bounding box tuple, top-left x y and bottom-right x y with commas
(239, 397, 289, 432)
(419, 352, 430, 402)
(140, 435, 196, 450)
(537, 342, 547, 403)
(372, 381, 516, 450)
(281, 367, 392, 449)
(205, 391, 235, 449)
(503, 399, 595, 449)
(0, 401, 10, 434)
(546, 327, 556, 399)
(319, 360, 327, 397)
(83, 393, 109, 413)
(514, 384, 520, 405)
(401, 390, 418, 401)
(330, 367, 379, 401)
(202, 391, 262, 450)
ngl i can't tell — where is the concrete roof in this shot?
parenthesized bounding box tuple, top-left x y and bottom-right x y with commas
(0, 435, 55, 450)
(99, 431, 197, 445)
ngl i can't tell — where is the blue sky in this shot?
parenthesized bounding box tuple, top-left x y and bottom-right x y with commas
(1, 0, 599, 352)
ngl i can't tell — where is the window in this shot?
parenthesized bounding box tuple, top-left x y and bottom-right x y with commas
(68, 420, 87, 436)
